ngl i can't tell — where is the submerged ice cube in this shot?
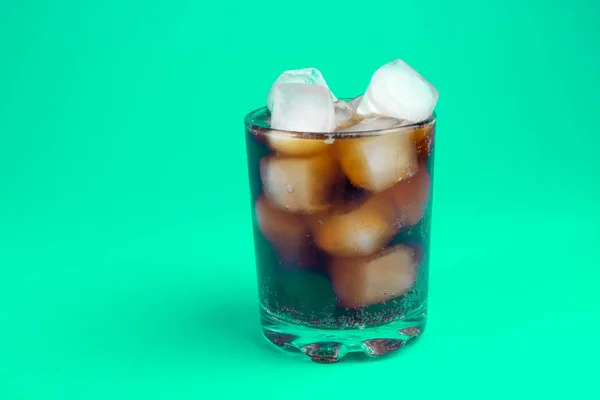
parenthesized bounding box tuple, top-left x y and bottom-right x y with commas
(265, 130, 331, 157)
(328, 245, 417, 308)
(357, 59, 438, 122)
(260, 152, 340, 214)
(255, 195, 318, 268)
(267, 68, 337, 112)
(312, 198, 395, 257)
(386, 162, 431, 227)
(335, 127, 419, 192)
(270, 83, 335, 133)
(312, 163, 430, 257)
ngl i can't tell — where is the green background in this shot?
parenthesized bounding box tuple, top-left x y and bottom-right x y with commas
(1, 0, 599, 398)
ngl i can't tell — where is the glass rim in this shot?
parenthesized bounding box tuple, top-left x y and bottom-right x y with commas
(244, 98, 436, 139)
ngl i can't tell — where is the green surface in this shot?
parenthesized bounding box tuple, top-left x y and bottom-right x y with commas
(1, 0, 599, 398)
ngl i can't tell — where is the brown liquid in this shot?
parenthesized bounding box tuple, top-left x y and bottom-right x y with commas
(246, 113, 435, 329)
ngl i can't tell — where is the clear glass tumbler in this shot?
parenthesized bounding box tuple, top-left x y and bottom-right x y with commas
(244, 102, 436, 363)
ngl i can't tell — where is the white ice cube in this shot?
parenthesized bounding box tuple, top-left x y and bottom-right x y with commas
(334, 101, 355, 127)
(347, 95, 363, 112)
(357, 59, 438, 122)
(267, 68, 337, 111)
(270, 83, 335, 133)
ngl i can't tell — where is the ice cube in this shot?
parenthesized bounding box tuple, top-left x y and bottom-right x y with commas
(270, 83, 335, 133)
(334, 100, 363, 131)
(334, 101, 354, 125)
(328, 245, 417, 308)
(335, 128, 419, 192)
(302, 187, 370, 232)
(387, 162, 431, 227)
(265, 130, 331, 157)
(312, 163, 430, 257)
(267, 68, 337, 112)
(357, 59, 438, 122)
(312, 197, 396, 257)
(255, 196, 317, 268)
(260, 152, 340, 214)
(347, 95, 363, 112)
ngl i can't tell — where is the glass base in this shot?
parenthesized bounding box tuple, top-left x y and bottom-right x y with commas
(260, 306, 426, 363)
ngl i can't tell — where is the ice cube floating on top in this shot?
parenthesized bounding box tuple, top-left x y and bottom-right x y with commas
(266, 68, 337, 112)
(357, 59, 438, 123)
(266, 59, 437, 134)
(270, 83, 335, 133)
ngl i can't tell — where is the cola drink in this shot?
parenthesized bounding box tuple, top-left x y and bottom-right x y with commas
(245, 103, 436, 363)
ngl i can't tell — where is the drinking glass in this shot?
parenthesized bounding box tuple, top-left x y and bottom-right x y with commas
(244, 102, 436, 363)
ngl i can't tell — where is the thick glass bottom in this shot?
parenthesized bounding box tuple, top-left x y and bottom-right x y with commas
(260, 304, 426, 363)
